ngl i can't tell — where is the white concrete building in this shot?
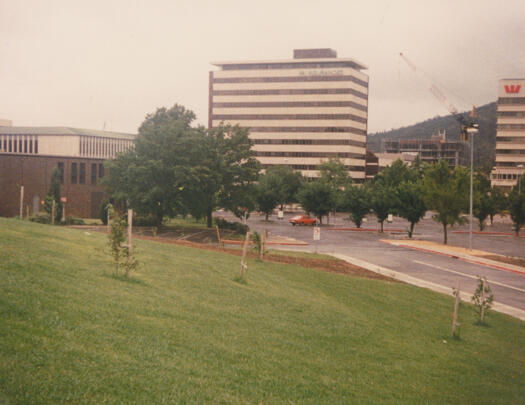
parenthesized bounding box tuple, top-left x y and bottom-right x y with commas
(0, 126, 135, 159)
(209, 49, 369, 180)
(491, 79, 525, 189)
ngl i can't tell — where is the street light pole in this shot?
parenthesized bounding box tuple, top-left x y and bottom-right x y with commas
(468, 127, 478, 251)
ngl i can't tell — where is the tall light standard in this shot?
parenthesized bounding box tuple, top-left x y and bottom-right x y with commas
(468, 126, 479, 251)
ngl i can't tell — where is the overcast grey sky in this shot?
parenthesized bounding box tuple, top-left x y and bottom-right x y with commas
(1, 0, 524, 134)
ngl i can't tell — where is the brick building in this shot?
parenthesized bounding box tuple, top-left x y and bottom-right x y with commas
(0, 126, 135, 218)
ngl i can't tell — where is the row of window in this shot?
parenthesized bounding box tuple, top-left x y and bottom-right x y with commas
(212, 88, 368, 100)
(253, 139, 365, 147)
(497, 124, 525, 130)
(244, 126, 367, 135)
(222, 62, 362, 71)
(79, 136, 133, 159)
(492, 173, 523, 180)
(255, 151, 365, 159)
(496, 150, 525, 154)
(0, 135, 39, 154)
(497, 137, 525, 143)
(56, 162, 104, 185)
(498, 97, 525, 105)
(213, 113, 367, 124)
(497, 111, 525, 117)
(212, 100, 368, 112)
(213, 75, 368, 89)
(261, 164, 364, 171)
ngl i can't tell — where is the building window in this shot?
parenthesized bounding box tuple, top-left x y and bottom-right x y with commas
(91, 163, 97, 184)
(99, 163, 104, 178)
(71, 163, 78, 184)
(35, 139, 38, 154)
(79, 163, 86, 184)
(57, 162, 64, 184)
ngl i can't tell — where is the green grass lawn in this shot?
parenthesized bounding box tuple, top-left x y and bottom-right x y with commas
(1, 218, 524, 404)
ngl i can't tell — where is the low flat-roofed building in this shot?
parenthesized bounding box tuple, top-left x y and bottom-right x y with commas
(382, 130, 467, 167)
(0, 126, 135, 218)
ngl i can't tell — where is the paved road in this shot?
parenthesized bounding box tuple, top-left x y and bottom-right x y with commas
(221, 212, 525, 312)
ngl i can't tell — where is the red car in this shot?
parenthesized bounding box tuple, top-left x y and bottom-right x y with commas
(289, 215, 317, 226)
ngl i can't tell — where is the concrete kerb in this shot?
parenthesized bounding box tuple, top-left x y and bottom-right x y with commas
(381, 240, 525, 276)
(329, 252, 525, 322)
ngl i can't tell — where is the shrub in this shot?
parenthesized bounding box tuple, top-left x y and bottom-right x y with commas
(133, 215, 161, 227)
(64, 216, 85, 225)
(214, 217, 249, 235)
(99, 200, 110, 225)
(30, 213, 51, 224)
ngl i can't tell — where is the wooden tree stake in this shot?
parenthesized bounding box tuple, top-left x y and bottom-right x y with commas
(126, 209, 133, 277)
(452, 280, 461, 338)
(481, 278, 486, 323)
(240, 231, 251, 279)
(216, 225, 223, 248)
(19, 186, 24, 219)
(51, 200, 56, 224)
(260, 231, 265, 261)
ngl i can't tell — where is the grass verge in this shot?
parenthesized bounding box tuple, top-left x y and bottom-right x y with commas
(1, 218, 524, 404)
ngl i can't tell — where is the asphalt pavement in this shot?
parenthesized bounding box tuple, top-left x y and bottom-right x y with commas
(220, 211, 525, 318)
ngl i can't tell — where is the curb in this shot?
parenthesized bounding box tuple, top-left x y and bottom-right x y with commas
(381, 240, 525, 276)
(452, 230, 524, 237)
(222, 239, 308, 246)
(329, 253, 525, 322)
(326, 227, 405, 233)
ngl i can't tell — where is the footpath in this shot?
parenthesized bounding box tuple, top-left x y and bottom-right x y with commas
(328, 239, 525, 322)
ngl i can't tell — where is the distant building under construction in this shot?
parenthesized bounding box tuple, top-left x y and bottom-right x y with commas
(382, 131, 467, 167)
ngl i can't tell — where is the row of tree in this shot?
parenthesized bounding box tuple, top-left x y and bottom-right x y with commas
(103, 104, 525, 242)
(255, 158, 525, 243)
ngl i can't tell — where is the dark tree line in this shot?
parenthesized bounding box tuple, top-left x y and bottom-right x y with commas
(103, 103, 525, 238)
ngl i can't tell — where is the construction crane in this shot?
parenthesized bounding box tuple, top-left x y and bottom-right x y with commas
(399, 52, 478, 141)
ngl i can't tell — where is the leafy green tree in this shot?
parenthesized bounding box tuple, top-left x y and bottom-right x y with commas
(266, 165, 303, 210)
(43, 168, 63, 224)
(319, 158, 352, 190)
(319, 158, 352, 223)
(297, 181, 334, 224)
(340, 185, 371, 228)
(103, 104, 198, 226)
(508, 189, 525, 236)
(370, 184, 395, 232)
(185, 125, 260, 227)
(473, 172, 492, 231)
(104, 105, 259, 228)
(486, 186, 507, 225)
(395, 181, 426, 238)
(374, 159, 419, 188)
(255, 178, 279, 221)
(423, 160, 469, 244)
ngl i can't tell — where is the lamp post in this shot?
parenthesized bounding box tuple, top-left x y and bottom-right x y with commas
(468, 126, 479, 251)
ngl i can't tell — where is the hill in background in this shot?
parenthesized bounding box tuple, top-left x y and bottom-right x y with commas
(368, 102, 497, 167)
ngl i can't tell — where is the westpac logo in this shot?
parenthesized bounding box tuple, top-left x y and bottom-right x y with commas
(504, 84, 521, 94)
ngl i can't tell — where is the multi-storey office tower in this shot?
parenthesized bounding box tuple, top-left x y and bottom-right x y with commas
(209, 49, 369, 180)
(491, 79, 525, 190)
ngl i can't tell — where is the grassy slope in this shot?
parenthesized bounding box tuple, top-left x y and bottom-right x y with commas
(0, 218, 524, 404)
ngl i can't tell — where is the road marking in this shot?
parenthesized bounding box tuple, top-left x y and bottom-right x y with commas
(414, 260, 525, 294)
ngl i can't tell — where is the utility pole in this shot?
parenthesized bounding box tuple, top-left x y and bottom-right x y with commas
(468, 127, 479, 251)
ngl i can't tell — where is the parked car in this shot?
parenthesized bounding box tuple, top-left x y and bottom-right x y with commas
(289, 215, 317, 226)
